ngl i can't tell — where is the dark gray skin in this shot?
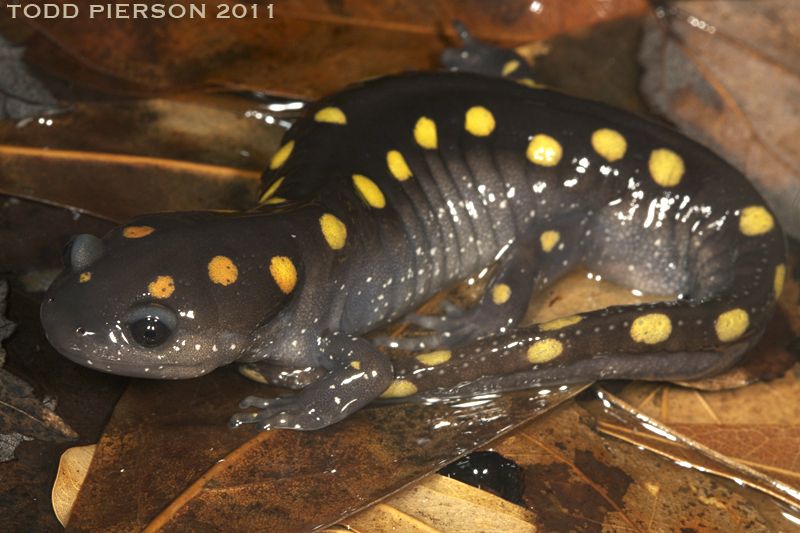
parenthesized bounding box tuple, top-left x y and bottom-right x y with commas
(41, 71, 785, 431)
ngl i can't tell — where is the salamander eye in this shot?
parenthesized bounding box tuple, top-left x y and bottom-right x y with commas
(126, 304, 177, 348)
(131, 316, 171, 347)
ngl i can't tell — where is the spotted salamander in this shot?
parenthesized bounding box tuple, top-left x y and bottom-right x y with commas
(41, 31, 786, 431)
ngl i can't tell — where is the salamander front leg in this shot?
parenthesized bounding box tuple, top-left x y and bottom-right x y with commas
(229, 333, 393, 431)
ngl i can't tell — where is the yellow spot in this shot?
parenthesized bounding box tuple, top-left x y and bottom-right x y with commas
(775, 264, 786, 299)
(259, 177, 284, 204)
(380, 379, 418, 398)
(648, 148, 684, 187)
(149, 276, 175, 299)
(464, 106, 495, 137)
(518, 78, 539, 87)
(265, 197, 286, 204)
(715, 308, 749, 342)
(414, 117, 437, 149)
(526, 134, 562, 167)
(79, 272, 91, 283)
(269, 140, 294, 170)
(352, 174, 386, 209)
(539, 315, 583, 331)
(739, 206, 774, 236)
(320, 213, 347, 250)
(527, 339, 563, 364)
(314, 107, 347, 124)
(492, 284, 511, 305)
(387, 150, 413, 181)
(270, 256, 297, 294)
(350, 361, 361, 370)
(238, 366, 269, 384)
(416, 350, 451, 366)
(540, 230, 560, 252)
(630, 313, 672, 344)
(502, 60, 520, 76)
(208, 256, 238, 286)
(591, 129, 627, 162)
(123, 226, 154, 238)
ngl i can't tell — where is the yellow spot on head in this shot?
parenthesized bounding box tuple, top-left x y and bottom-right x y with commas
(320, 213, 347, 250)
(149, 276, 175, 299)
(464, 106, 495, 137)
(270, 256, 297, 294)
(387, 150, 413, 181)
(526, 134, 562, 167)
(502, 60, 520, 76)
(414, 117, 437, 150)
(715, 308, 749, 342)
(208, 256, 238, 286)
(259, 177, 284, 204)
(352, 174, 386, 209)
(648, 148, 684, 187)
(123, 226, 154, 238)
(630, 313, 672, 344)
(314, 107, 347, 124)
(739, 206, 774, 236)
(591, 128, 627, 162)
(269, 140, 294, 170)
(350, 361, 361, 370)
(492, 283, 511, 305)
(527, 339, 563, 364)
(416, 350, 451, 366)
(380, 379, 418, 399)
(540, 230, 560, 252)
(775, 264, 786, 299)
(539, 315, 583, 331)
(79, 272, 91, 283)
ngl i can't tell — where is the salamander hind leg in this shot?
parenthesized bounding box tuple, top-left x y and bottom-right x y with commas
(374, 219, 587, 350)
(229, 333, 393, 431)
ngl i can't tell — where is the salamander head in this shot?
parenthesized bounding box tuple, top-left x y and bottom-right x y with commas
(41, 212, 302, 379)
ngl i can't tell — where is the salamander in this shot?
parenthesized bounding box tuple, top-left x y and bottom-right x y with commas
(40, 31, 786, 431)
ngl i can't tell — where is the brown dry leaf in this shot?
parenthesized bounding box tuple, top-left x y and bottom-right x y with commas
(0, 98, 275, 222)
(340, 474, 537, 533)
(0, 368, 77, 443)
(640, 2, 800, 240)
(494, 403, 777, 531)
(62, 365, 584, 532)
(52, 444, 96, 527)
(586, 394, 800, 529)
(3, 0, 649, 99)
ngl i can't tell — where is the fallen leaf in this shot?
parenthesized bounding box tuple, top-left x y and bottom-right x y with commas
(495, 402, 780, 531)
(0, 368, 77, 443)
(341, 474, 537, 533)
(63, 367, 584, 532)
(0, 33, 62, 120)
(52, 444, 96, 526)
(589, 387, 800, 511)
(3, 0, 648, 99)
(640, 2, 800, 240)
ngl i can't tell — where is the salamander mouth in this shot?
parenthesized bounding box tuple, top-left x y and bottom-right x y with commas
(54, 345, 217, 379)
